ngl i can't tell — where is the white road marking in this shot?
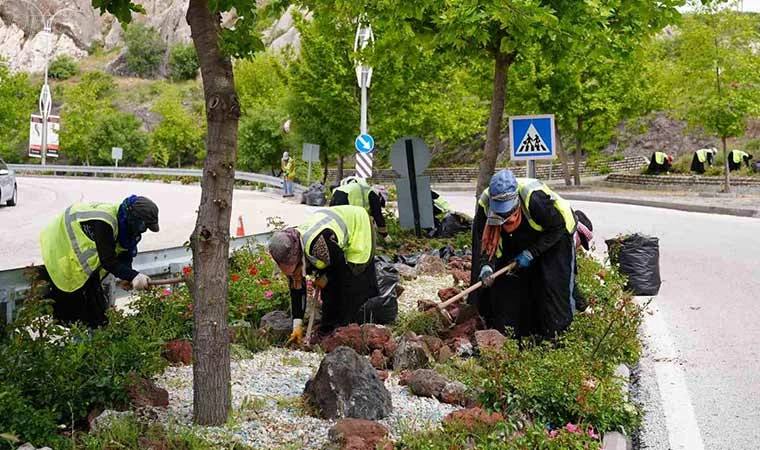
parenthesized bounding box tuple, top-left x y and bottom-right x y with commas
(639, 299, 705, 450)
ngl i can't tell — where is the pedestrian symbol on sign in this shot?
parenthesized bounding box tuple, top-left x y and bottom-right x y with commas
(517, 123, 550, 154)
(509, 114, 556, 161)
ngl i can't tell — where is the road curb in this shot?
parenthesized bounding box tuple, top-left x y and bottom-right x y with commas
(562, 193, 759, 219)
(603, 363, 634, 450)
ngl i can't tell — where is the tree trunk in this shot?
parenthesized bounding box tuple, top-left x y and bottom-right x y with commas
(722, 136, 730, 193)
(322, 149, 329, 184)
(186, 0, 238, 426)
(336, 155, 344, 184)
(476, 49, 515, 197)
(574, 116, 583, 186)
(557, 130, 572, 186)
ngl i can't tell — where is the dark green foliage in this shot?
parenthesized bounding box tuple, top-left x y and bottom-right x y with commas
(48, 55, 80, 80)
(168, 44, 200, 81)
(123, 24, 167, 78)
(90, 111, 149, 165)
(0, 63, 36, 162)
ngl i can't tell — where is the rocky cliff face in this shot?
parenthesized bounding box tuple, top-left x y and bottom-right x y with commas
(0, 0, 300, 73)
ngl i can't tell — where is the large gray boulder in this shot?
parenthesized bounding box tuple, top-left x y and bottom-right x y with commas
(304, 346, 392, 420)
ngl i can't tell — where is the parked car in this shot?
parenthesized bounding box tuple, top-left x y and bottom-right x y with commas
(0, 158, 17, 206)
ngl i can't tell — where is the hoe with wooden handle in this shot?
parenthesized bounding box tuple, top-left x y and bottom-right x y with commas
(433, 261, 517, 327)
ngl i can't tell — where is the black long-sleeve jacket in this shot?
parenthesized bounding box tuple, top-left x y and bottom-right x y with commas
(81, 220, 139, 281)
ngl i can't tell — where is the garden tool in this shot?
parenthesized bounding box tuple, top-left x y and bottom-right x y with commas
(304, 287, 321, 348)
(148, 277, 185, 286)
(434, 261, 517, 327)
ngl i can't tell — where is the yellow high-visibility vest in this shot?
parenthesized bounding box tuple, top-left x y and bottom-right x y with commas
(297, 205, 373, 270)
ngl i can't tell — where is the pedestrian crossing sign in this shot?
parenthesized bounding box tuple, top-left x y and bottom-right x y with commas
(509, 114, 556, 160)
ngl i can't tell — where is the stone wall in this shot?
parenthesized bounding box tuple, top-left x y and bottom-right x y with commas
(606, 173, 760, 188)
(328, 156, 647, 185)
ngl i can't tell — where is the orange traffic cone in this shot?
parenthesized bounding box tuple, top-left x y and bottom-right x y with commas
(236, 216, 246, 237)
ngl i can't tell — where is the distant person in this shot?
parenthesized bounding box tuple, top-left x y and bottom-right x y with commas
(281, 151, 295, 197)
(647, 151, 673, 174)
(690, 148, 717, 174)
(39, 196, 159, 328)
(330, 176, 389, 239)
(728, 150, 753, 172)
(431, 190, 451, 232)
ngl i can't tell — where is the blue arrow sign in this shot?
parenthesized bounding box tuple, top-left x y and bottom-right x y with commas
(355, 134, 375, 154)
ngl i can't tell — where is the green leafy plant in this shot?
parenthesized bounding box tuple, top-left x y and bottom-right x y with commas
(227, 244, 290, 326)
(48, 55, 79, 80)
(123, 23, 167, 78)
(168, 43, 200, 81)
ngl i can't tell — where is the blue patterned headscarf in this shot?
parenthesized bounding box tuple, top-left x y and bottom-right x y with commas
(117, 195, 141, 257)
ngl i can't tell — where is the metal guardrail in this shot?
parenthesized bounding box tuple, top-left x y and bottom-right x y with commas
(0, 231, 274, 324)
(8, 164, 306, 192)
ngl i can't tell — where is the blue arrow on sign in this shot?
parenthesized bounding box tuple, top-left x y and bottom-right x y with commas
(355, 134, 375, 154)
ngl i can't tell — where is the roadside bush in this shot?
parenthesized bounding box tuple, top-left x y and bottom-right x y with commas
(227, 244, 290, 326)
(124, 24, 166, 78)
(168, 43, 199, 81)
(89, 111, 149, 165)
(48, 55, 79, 80)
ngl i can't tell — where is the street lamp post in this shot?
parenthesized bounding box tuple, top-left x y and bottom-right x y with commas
(354, 20, 374, 179)
(19, 1, 76, 165)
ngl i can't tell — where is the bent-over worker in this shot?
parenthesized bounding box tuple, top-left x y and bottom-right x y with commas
(647, 151, 673, 174)
(268, 205, 394, 344)
(691, 148, 717, 174)
(330, 176, 389, 238)
(39, 196, 159, 328)
(728, 150, 753, 171)
(469, 169, 577, 340)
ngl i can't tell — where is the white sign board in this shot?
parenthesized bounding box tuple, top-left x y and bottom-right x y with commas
(508, 114, 556, 161)
(302, 143, 320, 162)
(28, 115, 60, 158)
(111, 147, 123, 161)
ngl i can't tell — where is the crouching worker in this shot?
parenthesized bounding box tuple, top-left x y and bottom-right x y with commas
(647, 151, 673, 174)
(330, 176, 389, 239)
(469, 169, 577, 341)
(39, 196, 160, 328)
(268, 205, 395, 344)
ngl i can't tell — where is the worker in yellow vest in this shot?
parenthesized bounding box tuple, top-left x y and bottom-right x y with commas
(469, 169, 577, 340)
(281, 151, 295, 197)
(39, 196, 159, 328)
(330, 176, 389, 238)
(728, 150, 753, 172)
(268, 205, 395, 344)
(647, 151, 673, 174)
(691, 148, 717, 174)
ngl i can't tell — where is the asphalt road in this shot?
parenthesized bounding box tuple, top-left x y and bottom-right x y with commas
(0, 176, 317, 270)
(3, 177, 759, 449)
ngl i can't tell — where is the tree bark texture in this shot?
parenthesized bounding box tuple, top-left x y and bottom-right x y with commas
(557, 131, 572, 186)
(322, 150, 329, 184)
(476, 50, 515, 197)
(722, 136, 730, 193)
(574, 116, 583, 186)
(186, 0, 239, 426)
(337, 155, 344, 184)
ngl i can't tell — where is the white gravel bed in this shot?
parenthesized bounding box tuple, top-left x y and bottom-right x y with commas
(155, 347, 460, 449)
(398, 275, 453, 314)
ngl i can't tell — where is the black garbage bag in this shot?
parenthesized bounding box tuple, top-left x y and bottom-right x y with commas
(439, 212, 473, 238)
(357, 260, 399, 324)
(301, 182, 327, 206)
(395, 253, 423, 267)
(606, 233, 661, 296)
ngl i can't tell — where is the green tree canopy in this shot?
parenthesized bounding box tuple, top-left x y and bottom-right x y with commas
(0, 62, 36, 162)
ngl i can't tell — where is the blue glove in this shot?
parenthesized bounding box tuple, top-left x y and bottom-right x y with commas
(479, 265, 494, 287)
(516, 250, 534, 268)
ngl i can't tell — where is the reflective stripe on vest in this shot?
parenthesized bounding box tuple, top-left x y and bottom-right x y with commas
(40, 202, 119, 292)
(479, 179, 576, 235)
(733, 151, 748, 164)
(297, 205, 372, 270)
(696, 149, 708, 163)
(433, 197, 451, 219)
(335, 182, 370, 210)
(654, 152, 666, 165)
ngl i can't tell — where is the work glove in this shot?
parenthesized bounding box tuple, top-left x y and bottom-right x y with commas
(479, 264, 494, 287)
(515, 250, 534, 269)
(131, 273, 151, 290)
(314, 274, 328, 290)
(286, 318, 304, 346)
(384, 234, 393, 244)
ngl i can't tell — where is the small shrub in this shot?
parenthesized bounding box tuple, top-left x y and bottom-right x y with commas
(124, 23, 167, 78)
(393, 310, 445, 337)
(48, 55, 79, 80)
(227, 244, 290, 326)
(168, 43, 199, 81)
